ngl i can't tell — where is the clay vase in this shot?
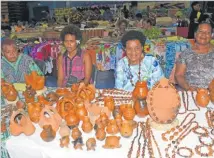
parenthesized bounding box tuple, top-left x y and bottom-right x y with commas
(106, 119, 119, 135)
(81, 116, 93, 133)
(76, 104, 88, 121)
(95, 127, 106, 141)
(102, 136, 121, 149)
(65, 110, 80, 127)
(1, 82, 18, 101)
(132, 81, 148, 100)
(56, 97, 75, 118)
(196, 89, 210, 107)
(25, 71, 45, 90)
(86, 138, 96, 151)
(71, 127, 82, 140)
(27, 102, 42, 123)
(37, 95, 52, 106)
(120, 120, 133, 138)
(46, 92, 59, 103)
(60, 136, 70, 148)
(134, 99, 149, 118)
(40, 125, 56, 142)
(9, 109, 35, 136)
(59, 120, 70, 137)
(104, 96, 115, 111)
(122, 104, 136, 121)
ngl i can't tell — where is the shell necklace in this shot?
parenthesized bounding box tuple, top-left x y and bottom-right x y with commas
(128, 58, 142, 87)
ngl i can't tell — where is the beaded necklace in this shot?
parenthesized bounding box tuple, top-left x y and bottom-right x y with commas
(128, 59, 141, 87)
(189, 91, 200, 111)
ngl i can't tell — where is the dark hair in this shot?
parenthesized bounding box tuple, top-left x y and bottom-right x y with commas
(136, 13, 142, 19)
(1, 38, 16, 49)
(195, 21, 213, 33)
(121, 30, 147, 48)
(146, 19, 152, 26)
(191, 1, 199, 9)
(118, 19, 128, 27)
(60, 25, 82, 41)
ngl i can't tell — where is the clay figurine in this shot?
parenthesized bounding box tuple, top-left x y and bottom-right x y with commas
(71, 127, 82, 140)
(102, 136, 121, 149)
(86, 138, 96, 151)
(73, 137, 84, 150)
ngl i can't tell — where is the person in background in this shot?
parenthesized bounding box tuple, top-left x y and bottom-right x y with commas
(188, 2, 204, 39)
(135, 13, 143, 28)
(122, 5, 129, 19)
(57, 25, 92, 87)
(142, 19, 153, 30)
(115, 30, 164, 91)
(175, 22, 214, 90)
(103, 7, 113, 21)
(112, 19, 128, 38)
(146, 6, 150, 18)
(1, 38, 43, 83)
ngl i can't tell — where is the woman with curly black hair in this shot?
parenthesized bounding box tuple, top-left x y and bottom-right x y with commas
(115, 30, 164, 91)
(57, 25, 92, 87)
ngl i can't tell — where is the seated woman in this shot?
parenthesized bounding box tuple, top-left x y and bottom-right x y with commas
(1, 38, 43, 83)
(134, 13, 143, 28)
(57, 25, 92, 87)
(142, 19, 153, 30)
(112, 19, 128, 38)
(115, 30, 164, 91)
(175, 22, 214, 90)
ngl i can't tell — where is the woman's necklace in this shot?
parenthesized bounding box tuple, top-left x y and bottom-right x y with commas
(128, 59, 141, 87)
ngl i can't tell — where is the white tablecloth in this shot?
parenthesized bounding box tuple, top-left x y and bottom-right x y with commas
(6, 91, 214, 158)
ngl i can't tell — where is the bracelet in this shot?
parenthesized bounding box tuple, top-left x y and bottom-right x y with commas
(177, 147, 194, 158)
(199, 135, 214, 147)
(195, 145, 213, 157)
(193, 126, 209, 136)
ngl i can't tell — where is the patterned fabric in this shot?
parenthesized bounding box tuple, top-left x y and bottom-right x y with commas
(177, 48, 214, 88)
(62, 49, 85, 87)
(115, 55, 164, 91)
(1, 54, 43, 83)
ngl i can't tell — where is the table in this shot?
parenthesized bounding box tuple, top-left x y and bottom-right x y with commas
(5, 91, 214, 158)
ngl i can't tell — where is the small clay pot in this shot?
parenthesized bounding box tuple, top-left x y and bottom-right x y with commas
(134, 99, 149, 118)
(40, 125, 56, 142)
(27, 102, 42, 123)
(86, 138, 96, 151)
(104, 96, 115, 111)
(102, 136, 121, 149)
(46, 92, 59, 103)
(59, 120, 70, 137)
(95, 127, 106, 141)
(106, 119, 119, 135)
(196, 89, 210, 107)
(81, 116, 93, 133)
(1, 82, 18, 101)
(60, 136, 70, 148)
(16, 100, 25, 109)
(120, 120, 134, 138)
(132, 81, 148, 100)
(56, 97, 75, 118)
(123, 104, 135, 120)
(71, 127, 82, 140)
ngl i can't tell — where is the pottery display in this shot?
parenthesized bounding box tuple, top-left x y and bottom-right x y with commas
(115, 114, 123, 128)
(40, 125, 56, 142)
(84, 84, 96, 101)
(65, 110, 80, 127)
(37, 95, 52, 106)
(16, 100, 25, 109)
(104, 96, 115, 111)
(146, 78, 180, 124)
(59, 120, 70, 137)
(39, 105, 62, 132)
(102, 136, 121, 149)
(112, 106, 122, 118)
(86, 138, 96, 151)
(122, 104, 136, 120)
(27, 102, 42, 123)
(1, 80, 18, 101)
(46, 92, 59, 103)
(95, 127, 106, 141)
(120, 120, 134, 138)
(22, 85, 36, 103)
(56, 88, 71, 97)
(9, 109, 35, 136)
(132, 81, 148, 100)
(196, 89, 210, 107)
(25, 71, 45, 90)
(106, 119, 119, 135)
(56, 97, 75, 118)
(134, 99, 149, 118)
(77, 84, 96, 101)
(60, 136, 70, 148)
(81, 116, 93, 133)
(76, 104, 88, 121)
(71, 127, 82, 140)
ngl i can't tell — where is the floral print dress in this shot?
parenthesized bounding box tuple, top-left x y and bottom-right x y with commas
(115, 55, 164, 91)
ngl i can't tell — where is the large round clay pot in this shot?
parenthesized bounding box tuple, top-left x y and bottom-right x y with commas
(146, 78, 180, 124)
(81, 116, 93, 133)
(196, 89, 210, 107)
(65, 110, 80, 127)
(134, 99, 149, 118)
(122, 104, 135, 121)
(56, 97, 75, 118)
(40, 125, 56, 142)
(132, 81, 148, 100)
(104, 96, 115, 111)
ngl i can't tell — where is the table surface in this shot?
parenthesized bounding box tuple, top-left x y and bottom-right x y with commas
(5, 91, 214, 158)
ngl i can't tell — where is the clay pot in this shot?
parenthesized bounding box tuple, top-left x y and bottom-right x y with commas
(196, 89, 210, 107)
(9, 109, 35, 136)
(28, 102, 42, 123)
(46, 92, 59, 103)
(25, 71, 45, 90)
(120, 120, 133, 138)
(65, 110, 80, 127)
(85, 84, 96, 101)
(113, 106, 122, 118)
(100, 112, 109, 127)
(37, 95, 52, 106)
(76, 104, 88, 121)
(122, 104, 135, 120)
(59, 120, 70, 137)
(81, 116, 93, 133)
(22, 85, 36, 103)
(56, 97, 75, 118)
(209, 79, 214, 91)
(102, 136, 121, 149)
(210, 90, 214, 103)
(134, 99, 149, 118)
(106, 119, 119, 135)
(38, 105, 62, 132)
(104, 96, 115, 111)
(16, 100, 25, 109)
(56, 88, 70, 97)
(115, 114, 123, 128)
(71, 127, 82, 140)
(146, 78, 181, 124)
(60, 136, 70, 148)
(73, 137, 84, 150)
(1, 81, 18, 101)
(132, 81, 148, 100)
(40, 125, 56, 142)
(86, 138, 96, 151)
(119, 104, 127, 115)
(95, 127, 106, 141)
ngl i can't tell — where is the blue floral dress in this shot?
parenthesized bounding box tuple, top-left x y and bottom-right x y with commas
(115, 55, 164, 91)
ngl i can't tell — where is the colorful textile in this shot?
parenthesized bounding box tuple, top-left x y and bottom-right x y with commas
(115, 55, 164, 91)
(1, 54, 43, 83)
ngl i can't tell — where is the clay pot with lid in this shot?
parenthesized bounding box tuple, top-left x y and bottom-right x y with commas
(120, 120, 133, 138)
(104, 96, 115, 111)
(196, 89, 210, 107)
(102, 136, 121, 149)
(28, 102, 42, 123)
(134, 99, 149, 118)
(40, 125, 56, 142)
(9, 109, 35, 136)
(132, 81, 148, 100)
(122, 104, 136, 120)
(81, 116, 93, 133)
(106, 119, 119, 135)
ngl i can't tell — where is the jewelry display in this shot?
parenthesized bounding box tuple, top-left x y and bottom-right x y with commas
(205, 110, 214, 129)
(195, 145, 213, 157)
(141, 122, 148, 158)
(193, 126, 209, 136)
(179, 91, 187, 114)
(198, 135, 214, 147)
(150, 126, 162, 158)
(190, 91, 200, 111)
(162, 113, 196, 141)
(136, 123, 144, 158)
(128, 58, 141, 87)
(146, 120, 154, 158)
(177, 147, 194, 158)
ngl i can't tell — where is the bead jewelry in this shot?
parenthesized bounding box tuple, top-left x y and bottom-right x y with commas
(199, 135, 214, 147)
(193, 126, 209, 136)
(150, 126, 162, 158)
(195, 145, 213, 157)
(205, 110, 214, 129)
(177, 147, 194, 158)
(146, 119, 155, 158)
(128, 58, 141, 87)
(136, 122, 144, 158)
(127, 122, 139, 158)
(162, 113, 196, 141)
(179, 91, 187, 114)
(141, 123, 148, 158)
(190, 91, 200, 111)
